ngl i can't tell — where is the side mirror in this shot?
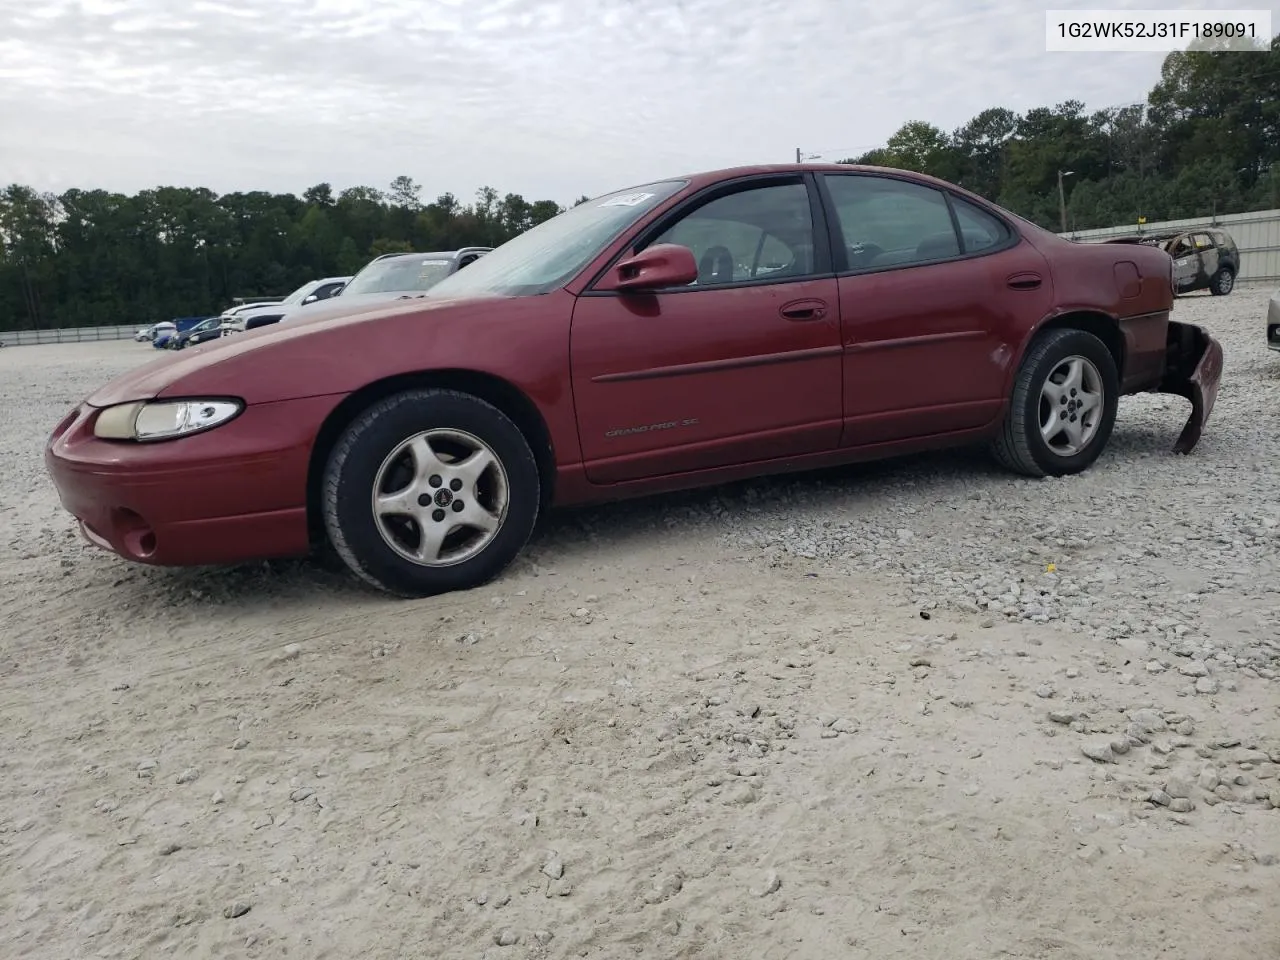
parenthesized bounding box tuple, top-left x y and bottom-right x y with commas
(612, 243, 698, 292)
(302, 294, 318, 304)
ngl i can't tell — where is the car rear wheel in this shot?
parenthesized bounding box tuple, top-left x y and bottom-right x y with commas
(1209, 267, 1234, 296)
(990, 327, 1119, 478)
(321, 388, 540, 597)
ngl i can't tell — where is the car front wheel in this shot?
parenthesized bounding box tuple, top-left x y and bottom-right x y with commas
(1209, 267, 1234, 296)
(990, 327, 1119, 478)
(321, 388, 541, 597)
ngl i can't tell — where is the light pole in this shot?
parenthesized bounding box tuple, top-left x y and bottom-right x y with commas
(1058, 169, 1074, 232)
(795, 148, 821, 163)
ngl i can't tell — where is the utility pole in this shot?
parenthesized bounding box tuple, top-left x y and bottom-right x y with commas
(796, 147, 802, 163)
(1058, 169, 1074, 232)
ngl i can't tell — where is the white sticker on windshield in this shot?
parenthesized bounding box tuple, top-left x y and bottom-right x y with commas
(598, 192, 654, 207)
(421, 259, 450, 266)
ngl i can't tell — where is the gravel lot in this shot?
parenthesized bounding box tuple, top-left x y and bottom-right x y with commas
(2, 287, 1279, 960)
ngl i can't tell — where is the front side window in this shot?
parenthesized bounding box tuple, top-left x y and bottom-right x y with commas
(824, 174, 960, 270)
(426, 180, 687, 298)
(645, 181, 816, 285)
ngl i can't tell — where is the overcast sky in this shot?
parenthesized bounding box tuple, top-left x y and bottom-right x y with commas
(0, 0, 1275, 206)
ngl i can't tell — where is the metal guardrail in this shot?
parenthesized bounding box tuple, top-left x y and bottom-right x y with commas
(2, 324, 140, 346)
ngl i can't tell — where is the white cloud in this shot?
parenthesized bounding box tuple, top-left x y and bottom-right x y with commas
(0, 0, 1272, 205)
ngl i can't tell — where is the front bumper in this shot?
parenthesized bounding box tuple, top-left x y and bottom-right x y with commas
(1155, 321, 1224, 455)
(44, 394, 341, 566)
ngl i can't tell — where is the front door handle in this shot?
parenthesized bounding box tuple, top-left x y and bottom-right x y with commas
(780, 298, 828, 321)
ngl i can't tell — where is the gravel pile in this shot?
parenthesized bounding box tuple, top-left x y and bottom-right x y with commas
(568, 286, 1280, 679)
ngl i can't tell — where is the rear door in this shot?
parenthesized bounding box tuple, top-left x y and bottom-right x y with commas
(817, 172, 1053, 445)
(1169, 234, 1201, 290)
(1193, 232, 1220, 281)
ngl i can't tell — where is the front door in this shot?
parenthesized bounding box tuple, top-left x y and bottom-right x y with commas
(570, 176, 843, 485)
(819, 172, 1054, 445)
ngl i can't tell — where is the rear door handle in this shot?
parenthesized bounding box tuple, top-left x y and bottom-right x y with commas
(779, 298, 828, 321)
(1007, 273, 1042, 290)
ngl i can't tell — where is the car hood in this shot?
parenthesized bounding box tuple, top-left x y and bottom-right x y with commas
(285, 289, 434, 322)
(224, 301, 293, 321)
(83, 293, 498, 407)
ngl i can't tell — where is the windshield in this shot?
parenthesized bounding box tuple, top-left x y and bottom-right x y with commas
(427, 179, 688, 298)
(279, 281, 317, 305)
(343, 256, 456, 296)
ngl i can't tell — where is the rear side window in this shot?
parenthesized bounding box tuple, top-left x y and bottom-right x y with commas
(949, 196, 1012, 253)
(824, 174, 959, 270)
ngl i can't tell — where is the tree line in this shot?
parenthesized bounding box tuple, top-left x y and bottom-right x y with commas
(842, 35, 1280, 232)
(2, 36, 1277, 331)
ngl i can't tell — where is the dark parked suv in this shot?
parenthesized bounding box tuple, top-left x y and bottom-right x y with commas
(1103, 228, 1240, 296)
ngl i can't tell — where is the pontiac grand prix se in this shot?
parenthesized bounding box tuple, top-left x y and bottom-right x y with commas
(45, 164, 1224, 597)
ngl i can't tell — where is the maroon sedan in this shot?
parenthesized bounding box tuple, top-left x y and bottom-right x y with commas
(46, 164, 1224, 597)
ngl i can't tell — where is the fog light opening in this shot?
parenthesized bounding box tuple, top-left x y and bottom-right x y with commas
(114, 509, 157, 559)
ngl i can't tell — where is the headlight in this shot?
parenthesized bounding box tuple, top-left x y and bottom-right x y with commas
(94, 399, 243, 441)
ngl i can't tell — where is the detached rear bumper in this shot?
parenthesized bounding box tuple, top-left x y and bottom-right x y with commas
(1267, 295, 1280, 351)
(1155, 321, 1224, 455)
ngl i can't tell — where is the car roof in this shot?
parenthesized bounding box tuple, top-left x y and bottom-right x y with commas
(372, 249, 491, 262)
(595, 162, 1000, 210)
(1102, 232, 1181, 244)
(664, 162, 949, 188)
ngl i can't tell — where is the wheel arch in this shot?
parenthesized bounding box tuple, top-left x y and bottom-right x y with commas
(305, 369, 557, 549)
(1010, 310, 1125, 393)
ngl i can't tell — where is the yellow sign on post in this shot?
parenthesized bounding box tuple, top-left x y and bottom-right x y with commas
(1138, 216, 1146, 224)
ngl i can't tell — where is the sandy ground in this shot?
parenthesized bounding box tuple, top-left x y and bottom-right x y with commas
(2, 290, 1279, 960)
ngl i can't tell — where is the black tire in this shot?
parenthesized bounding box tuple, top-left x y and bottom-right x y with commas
(321, 388, 540, 597)
(990, 328, 1119, 478)
(1209, 267, 1234, 296)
